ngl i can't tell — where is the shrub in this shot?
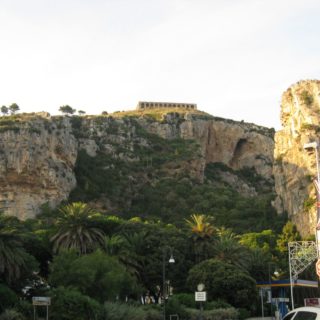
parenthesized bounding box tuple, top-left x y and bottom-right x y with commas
(166, 297, 188, 319)
(49, 287, 103, 320)
(304, 197, 316, 210)
(103, 302, 161, 320)
(186, 307, 239, 320)
(0, 310, 25, 320)
(13, 301, 32, 320)
(174, 293, 196, 308)
(0, 285, 18, 313)
(301, 90, 314, 106)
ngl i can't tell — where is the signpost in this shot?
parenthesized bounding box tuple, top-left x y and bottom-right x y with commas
(32, 297, 50, 320)
(195, 291, 207, 302)
(195, 284, 206, 320)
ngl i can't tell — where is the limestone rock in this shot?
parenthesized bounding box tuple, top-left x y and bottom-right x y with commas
(0, 114, 77, 219)
(0, 110, 275, 219)
(273, 80, 320, 236)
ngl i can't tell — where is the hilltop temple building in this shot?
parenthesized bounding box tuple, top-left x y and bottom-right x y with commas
(136, 101, 197, 110)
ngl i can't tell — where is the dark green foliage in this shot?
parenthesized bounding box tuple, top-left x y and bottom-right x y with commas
(0, 309, 25, 320)
(1, 106, 8, 116)
(70, 116, 84, 138)
(165, 297, 189, 319)
(8, 103, 20, 115)
(49, 250, 138, 302)
(130, 177, 282, 233)
(49, 287, 102, 320)
(103, 301, 161, 320)
(71, 150, 283, 233)
(0, 213, 39, 285)
(187, 259, 257, 308)
(0, 284, 17, 313)
(13, 301, 32, 320)
(70, 150, 135, 203)
(186, 307, 239, 320)
(173, 293, 196, 308)
(59, 105, 75, 115)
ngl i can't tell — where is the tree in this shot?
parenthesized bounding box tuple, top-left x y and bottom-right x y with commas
(187, 258, 257, 308)
(185, 214, 215, 262)
(0, 284, 18, 313)
(49, 250, 138, 302)
(102, 234, 125, 256)
(8, 103, 19, 115)
(276, 221, 301, 253)
(239, 229, 277, 255)
(78, 110, 86, 116)
(1, 106, 8, 116)
(50, 202, 105, 255)
(49, 286, 102, 320)
(213, 229, 251, 269)
(59, 105, 76, 115)
(0, 214, 36, 283)
(185, 214, 214, 238)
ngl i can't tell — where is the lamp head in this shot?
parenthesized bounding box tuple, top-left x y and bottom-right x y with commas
(197, 283, 205, 291)
(169, 255, 175, 263)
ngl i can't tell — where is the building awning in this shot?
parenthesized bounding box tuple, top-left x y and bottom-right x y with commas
(256, 279, 318, 288)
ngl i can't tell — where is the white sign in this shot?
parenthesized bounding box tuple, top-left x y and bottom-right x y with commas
(32, 297, 51, 306)
(195, 291, 207, 301)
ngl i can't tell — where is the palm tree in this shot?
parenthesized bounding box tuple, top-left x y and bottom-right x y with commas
(102, 234, 125, 256)
(213, 228, 251, 269)
(50, 202, 105, 255)
(185, 214, 215, 262)
(0, 214, 30, 282)
(120, 232, 148, 280)
(185, 214, 214, 238)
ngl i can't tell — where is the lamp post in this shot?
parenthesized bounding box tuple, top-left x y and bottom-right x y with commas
(162, 248, 175, 320)
(303, 141, 320, 258)
(268, 263, 279, 320)
(268, 262, 274, 320)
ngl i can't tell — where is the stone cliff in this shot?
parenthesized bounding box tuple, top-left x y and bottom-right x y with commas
(274, 80, 320, 236)
(0, 109, 275, 219)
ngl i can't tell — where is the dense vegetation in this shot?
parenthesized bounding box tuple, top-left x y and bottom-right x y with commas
(0, 205, 304, 320)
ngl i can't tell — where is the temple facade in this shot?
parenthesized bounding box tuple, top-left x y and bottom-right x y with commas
(136, 101, 197, 110)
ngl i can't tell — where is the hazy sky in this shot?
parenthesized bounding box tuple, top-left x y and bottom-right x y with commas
(1, 0, 319, 129)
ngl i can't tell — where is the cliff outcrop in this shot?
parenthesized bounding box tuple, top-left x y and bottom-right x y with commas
(273, 80, 320, 236)
(0, 109, 275, 219)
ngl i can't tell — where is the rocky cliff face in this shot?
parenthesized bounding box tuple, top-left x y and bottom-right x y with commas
(0, 113, 77, 219)
(273, 80, 320, 236)
(0, 110, 275, 219)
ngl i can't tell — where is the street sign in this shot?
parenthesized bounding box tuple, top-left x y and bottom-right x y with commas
(305, 298, 320, 307)
(195, 291, 207, 301)
(316, 259, 320, 277)
(32, 297, 51, 306)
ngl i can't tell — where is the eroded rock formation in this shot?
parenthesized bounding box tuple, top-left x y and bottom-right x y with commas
(274, 80, 320, 236)
(0, 110, 274, 219)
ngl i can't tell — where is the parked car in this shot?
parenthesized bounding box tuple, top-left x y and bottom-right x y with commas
(283, 306, 320, 320)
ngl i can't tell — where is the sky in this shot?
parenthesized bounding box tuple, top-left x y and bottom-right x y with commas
(0, 0, 320, 130)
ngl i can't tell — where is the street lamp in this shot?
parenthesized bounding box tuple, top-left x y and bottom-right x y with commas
(162, 248, 175, 320)
(268, 263, 274, 319)
(303, 141, 320, 258)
